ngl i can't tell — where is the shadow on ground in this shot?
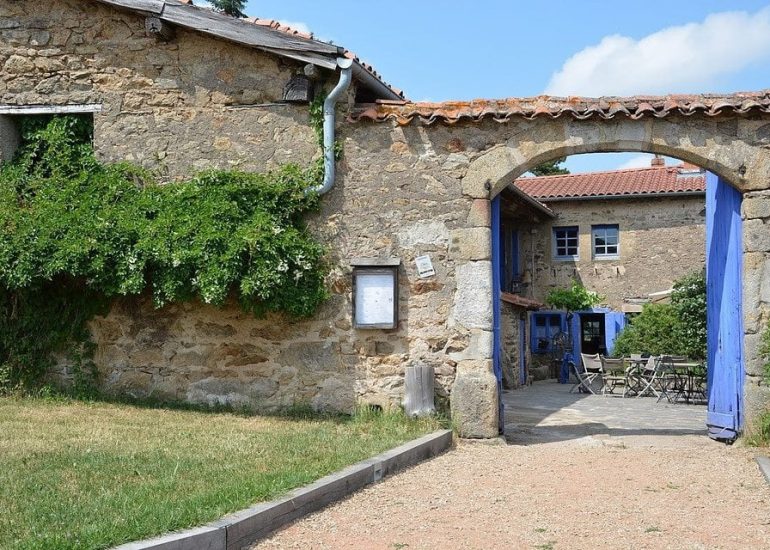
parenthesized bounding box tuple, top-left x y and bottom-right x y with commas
(502, 380, 709, 447)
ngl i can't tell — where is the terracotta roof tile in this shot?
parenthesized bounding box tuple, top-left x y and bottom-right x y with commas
(514, 164, 706, 200)
(349, 91, 770, 125)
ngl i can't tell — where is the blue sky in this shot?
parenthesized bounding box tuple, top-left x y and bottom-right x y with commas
(240, 0, 770, 173)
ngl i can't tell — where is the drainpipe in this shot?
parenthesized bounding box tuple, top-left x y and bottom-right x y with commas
(312, 57, 353, 195)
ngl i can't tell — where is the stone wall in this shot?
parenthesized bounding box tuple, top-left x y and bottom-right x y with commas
(520, 196, 706, 309)
(0, 0, 319, 177)
(740, 190, 770, 427)
(3, 0, 770, 438)
(500, 301, 531, 389)
(0, 0, 417, 415)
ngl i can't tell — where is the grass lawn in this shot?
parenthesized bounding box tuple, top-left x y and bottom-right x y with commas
(0, 397, 443, 549)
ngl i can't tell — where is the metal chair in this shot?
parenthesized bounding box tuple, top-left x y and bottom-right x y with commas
(570, 353, 603, 394)
(600, 356, 634, 397)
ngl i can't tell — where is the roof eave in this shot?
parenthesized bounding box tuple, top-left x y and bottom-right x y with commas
(93, 0, 401, 100)
(506, 185, 556, 218)
(533, 190, 706, 202)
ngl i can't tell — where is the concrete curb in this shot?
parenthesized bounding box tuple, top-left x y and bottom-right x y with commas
(114, 429, 453, 550)
(757, 456, 770, 487)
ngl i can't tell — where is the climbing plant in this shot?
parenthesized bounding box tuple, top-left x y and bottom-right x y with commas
(0, 114, 328, 392)
(545, 281, 603, 312)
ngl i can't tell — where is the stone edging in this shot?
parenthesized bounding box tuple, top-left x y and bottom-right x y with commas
(757, 456, 770, 487)
(114, 429, 454, 550)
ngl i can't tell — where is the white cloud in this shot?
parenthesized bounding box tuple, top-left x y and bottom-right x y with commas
(545, 7, 770, 96)
(617, 154, 654, 170)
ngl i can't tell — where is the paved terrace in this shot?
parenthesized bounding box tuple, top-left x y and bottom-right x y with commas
(503, 380, 707, 446)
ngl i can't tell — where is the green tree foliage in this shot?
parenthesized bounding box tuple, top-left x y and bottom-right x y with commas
(613, 270, 707, 359)
(0, 115, 328, 390)
(671, 270, 707, 360)
(545, 281, 603, 312)
(530, 158, 569, 176)
(209, 0, 246, 17)
(612, 304, 683, 357)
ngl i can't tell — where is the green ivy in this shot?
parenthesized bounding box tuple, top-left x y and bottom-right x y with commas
(0, 114, 329, 392)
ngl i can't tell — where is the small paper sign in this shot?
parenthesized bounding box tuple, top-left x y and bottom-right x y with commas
(415, 255, 435, 278)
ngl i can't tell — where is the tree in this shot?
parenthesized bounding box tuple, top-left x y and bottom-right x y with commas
(612, 304, 683, 358)
(530, 158, 569, 176)
(210, 0, 246, 17)
(545, 281, 603, 312)
(671, 270, 706, 360)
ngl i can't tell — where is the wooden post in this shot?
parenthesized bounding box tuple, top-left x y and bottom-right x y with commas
(404, 364, 435, 417)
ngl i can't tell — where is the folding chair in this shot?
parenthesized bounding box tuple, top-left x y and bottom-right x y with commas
(600, 356, 633, 397)
(570, 353, 603, 394)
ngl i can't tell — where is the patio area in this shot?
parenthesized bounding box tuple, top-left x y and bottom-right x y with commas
(503, 379, 707, 446)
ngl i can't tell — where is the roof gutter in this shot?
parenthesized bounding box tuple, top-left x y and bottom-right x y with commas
(532, 190, 706, 202)
(312, 57, 353, 195)
(351, 62, 404, 101)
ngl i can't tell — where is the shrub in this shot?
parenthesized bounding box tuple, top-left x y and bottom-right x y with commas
(612, 303, 684, 357)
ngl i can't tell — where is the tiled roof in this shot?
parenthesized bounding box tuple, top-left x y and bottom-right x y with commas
(349, 91, 770, 125)
(514, 164, 706, 200)
(501, 292, 543, 310)
(97, 0, 403, 100)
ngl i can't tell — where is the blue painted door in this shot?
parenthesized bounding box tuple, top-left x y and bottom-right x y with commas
(491, 196, 504, 432)
(519, 317, 527, 386)
(706, 172, 744, 441)
(604, 312, 626, 356)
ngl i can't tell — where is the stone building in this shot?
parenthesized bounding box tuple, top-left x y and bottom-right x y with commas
(515, 160, 706, 311)
(499, 160, 707, 381)
(2, 0, 770, 439)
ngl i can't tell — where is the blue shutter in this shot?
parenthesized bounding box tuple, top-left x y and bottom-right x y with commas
(571, 312, 581, 360)
(705, 172, 744, 442)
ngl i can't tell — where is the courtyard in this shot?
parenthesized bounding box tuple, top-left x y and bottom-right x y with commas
(256, 382, 770, 549)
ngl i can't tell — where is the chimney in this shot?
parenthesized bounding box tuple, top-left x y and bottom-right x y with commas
(650, 155, 664, 167)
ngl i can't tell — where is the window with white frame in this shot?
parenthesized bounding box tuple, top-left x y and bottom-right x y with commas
(552, 226, 578, 260)
(592, 224, 619, 259)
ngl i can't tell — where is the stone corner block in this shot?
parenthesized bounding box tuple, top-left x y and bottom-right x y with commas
(450, 227, 491, 261)
(466, 199, 491, 228)
(462, 147, 523, 199)
(450, 261, 492, 330)
(744, 219, 770, 252)
(450, 368, 499, 438)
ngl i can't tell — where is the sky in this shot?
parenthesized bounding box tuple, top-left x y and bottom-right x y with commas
(237, 0, 770, 173)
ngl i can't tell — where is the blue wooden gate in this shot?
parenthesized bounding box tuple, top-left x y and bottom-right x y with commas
(705, 172, 744, 442)
(491, 196, 504, 432)
(519, 317, 527, 386)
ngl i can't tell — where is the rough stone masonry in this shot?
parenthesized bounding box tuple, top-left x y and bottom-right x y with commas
(1, 0, 770, 437)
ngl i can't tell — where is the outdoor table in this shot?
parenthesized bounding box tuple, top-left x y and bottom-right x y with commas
(670, 362, 707, 404)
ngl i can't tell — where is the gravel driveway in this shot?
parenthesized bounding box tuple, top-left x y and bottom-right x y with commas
(255, 383, 770, 549)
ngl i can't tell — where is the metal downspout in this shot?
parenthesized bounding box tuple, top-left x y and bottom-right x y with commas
(313, 57, 353, 195)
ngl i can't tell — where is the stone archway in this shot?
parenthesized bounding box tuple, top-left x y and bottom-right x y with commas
(448, 115, 770, 438)
(350, 95, 770, 439)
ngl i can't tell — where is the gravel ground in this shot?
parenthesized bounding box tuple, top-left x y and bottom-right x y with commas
(255, 436, 770, 549)
(254, 383, 770, 549)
